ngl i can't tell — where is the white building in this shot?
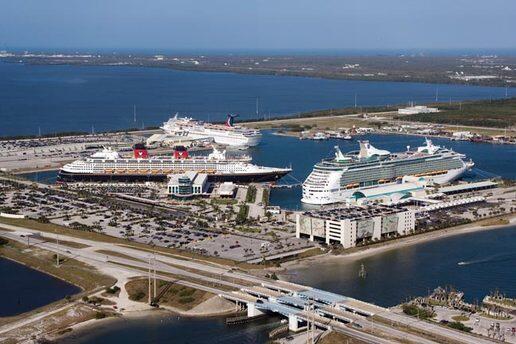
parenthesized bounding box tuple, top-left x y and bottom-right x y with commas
(452, 131, 473, 139)
(398, 105, 439, 115)
(296, 205, 415, 249)
(167, 171, 208, 197)
(217, 182, 236, 198)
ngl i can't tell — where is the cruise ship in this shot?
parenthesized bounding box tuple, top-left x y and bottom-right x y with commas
(57, 144, 290, 183)
(302, 139, 474, 205)
(161, 114, 262, 147)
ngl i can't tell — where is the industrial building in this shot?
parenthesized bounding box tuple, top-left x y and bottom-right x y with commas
(398, 105, 439, 115)
(296, 205, 415, 248)
(167, 171, 208, 198)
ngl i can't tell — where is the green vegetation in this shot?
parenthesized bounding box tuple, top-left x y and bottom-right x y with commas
(447, 321, 472, 332)
(95, 311, 107, 320)
(235, 226, 260, 233)
(318, 331, 368, 344)
(125, 279, 213, 310)
(245, 185, 257, 203)
(0, 236, 116, 291)
(406, 97, 516, 128)
(105, 285, 121, 294)
(451, 315, 470, 322)
(236, 205, 249, 224)
(262, 188, 270, 207)
(402, 304, 435, 320)
(210, 198, 237, 205)
(0, 237, 8, 246)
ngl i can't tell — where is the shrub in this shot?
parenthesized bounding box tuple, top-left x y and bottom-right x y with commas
(105, 286, 120, 294)
(179, 296, 195, 304)
(447, 321, 472, 332)
(402, 304, 434, 320)
(178, 289, 195, 297)
(95, 311, 107, 320)
(131, 291, 145, 301)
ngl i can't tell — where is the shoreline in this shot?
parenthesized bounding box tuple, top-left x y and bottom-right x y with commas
(52, 296, 241, 343)
(280, 215, 516, 271)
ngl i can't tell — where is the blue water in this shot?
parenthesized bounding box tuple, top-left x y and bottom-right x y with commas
(22, 131, 516, 210)
(286, 225, 516, 307)
(0, 258, 81, 316)
(59, 315, 281, 344)
(1, 62, 514, 137)
(251, 132, 516, 209)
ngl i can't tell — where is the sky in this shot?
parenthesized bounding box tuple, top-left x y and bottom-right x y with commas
(0, 0, 515, 52)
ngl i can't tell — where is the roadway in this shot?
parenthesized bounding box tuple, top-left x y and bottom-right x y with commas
(0, 224, 499, 344)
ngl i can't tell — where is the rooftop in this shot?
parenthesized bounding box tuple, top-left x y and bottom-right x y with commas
(352, 182, 424, 199)
(438, 180, 497, 194)
(303, 204, 409, 222)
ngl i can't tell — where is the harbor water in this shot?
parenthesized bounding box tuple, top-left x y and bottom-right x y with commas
(283, 225, 516, 307)
(4, 62, 516, 343)
(59, 315, 281, 344)
(1, 62, 514, 137)
(0, 257, 80, 317)
(22, 131, 516, 210)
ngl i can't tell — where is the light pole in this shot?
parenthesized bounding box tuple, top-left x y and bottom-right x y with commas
(56, 231, 60, 267)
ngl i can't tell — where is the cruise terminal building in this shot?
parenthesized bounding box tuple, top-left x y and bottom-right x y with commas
(296, 205, 415, 248)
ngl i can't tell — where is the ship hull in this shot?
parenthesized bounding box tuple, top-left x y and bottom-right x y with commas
(57, 169, 289, 184)
(301, 166, 468, 205)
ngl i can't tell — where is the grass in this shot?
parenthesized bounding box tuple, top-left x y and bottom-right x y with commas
(236, 204, 249, 224)
(402, 304, 435, 320)
(246, 113, 373, 131)
(111, 261, 237, 292)
(39, 235, 90, 249)
(447, 321, 472, 333)
(125, 278, 213, 311)
(406, 97, 516, 129)
(95, 249, 146, 262)
(262, 188, 270, 207)
(451, 315, 470, 322)
(479, 217, 510, 227)
(0, 237, 116, 292)
(245, 185, 257, 203)
(318, 331, 368, 344)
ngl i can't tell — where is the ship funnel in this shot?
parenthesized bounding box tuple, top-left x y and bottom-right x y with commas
(358, 140, 390, 159)
(133, 143, 148, 159)
(173, 145, 189, 159)
(225, 114, 238, 127)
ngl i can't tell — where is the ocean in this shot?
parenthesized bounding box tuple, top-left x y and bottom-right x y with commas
(4, 62, 516, 343)
(1, 62, 514, 137)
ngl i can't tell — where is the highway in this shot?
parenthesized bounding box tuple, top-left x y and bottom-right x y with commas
(0, 224, 499, 344)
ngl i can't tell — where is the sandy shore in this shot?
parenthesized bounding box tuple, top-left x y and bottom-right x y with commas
(280, 215, 516, 270)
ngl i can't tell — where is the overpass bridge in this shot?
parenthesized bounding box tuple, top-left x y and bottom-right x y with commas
(221, 280, 496, 344)
(0, 224, 498, 344)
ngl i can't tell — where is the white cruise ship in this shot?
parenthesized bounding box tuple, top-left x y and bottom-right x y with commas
(58, 144, 290, 183)
(302, 139, 474, 205)
(161, 114, 262, 147)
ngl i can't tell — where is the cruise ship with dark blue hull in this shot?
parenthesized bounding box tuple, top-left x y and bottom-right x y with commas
(57, 145, 291, 184)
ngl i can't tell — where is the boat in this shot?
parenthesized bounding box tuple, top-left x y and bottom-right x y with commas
(160, 114, 262, 147)
(301, 138, 474, 205)
(57, 144, 291, 183)
(312, 132, 328, 141)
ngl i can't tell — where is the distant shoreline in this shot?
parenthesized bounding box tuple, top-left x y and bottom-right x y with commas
(2, 55, 515, 88)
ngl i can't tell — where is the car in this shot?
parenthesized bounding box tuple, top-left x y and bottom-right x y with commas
(352, 322, 363, 329)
